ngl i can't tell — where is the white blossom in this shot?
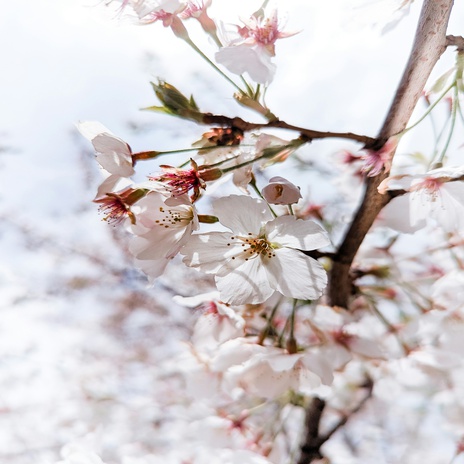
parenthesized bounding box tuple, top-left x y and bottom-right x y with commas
(379, 166, 464, 232)
(215, 10, 296, 84)
(181, 195, 330, 305)
(129, 187, 198, 281)
(262, 176, 302, 205)
(210, 338, 333, 399)
(77, 121, 134, 199)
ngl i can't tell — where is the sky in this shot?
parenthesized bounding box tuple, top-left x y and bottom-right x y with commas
(1, 0, 464, 462)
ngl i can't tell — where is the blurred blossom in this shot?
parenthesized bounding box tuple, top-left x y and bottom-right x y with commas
(361, 137, 397, 177)
(379, 166, 464, 231)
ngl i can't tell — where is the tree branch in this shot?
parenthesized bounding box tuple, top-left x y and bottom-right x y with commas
(297, 397, 326, 464)
(201, 114, 375, 145)
(447, 34, 464, 50)
(328, 0, 454, 309)
(297, 379, 374, 464)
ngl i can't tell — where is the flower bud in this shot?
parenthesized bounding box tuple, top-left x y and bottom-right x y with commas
(148, 80, 203, 122)
(262, 177, 302, 205)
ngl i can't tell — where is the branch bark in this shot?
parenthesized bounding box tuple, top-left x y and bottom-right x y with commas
(446, 34, 464, 50)
(328, 0, 454, 309)
(201, 114, 375, 145)
(298, 2, 455, 462)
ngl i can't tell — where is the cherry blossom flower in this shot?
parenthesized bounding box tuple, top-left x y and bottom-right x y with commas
(215, 10, 296, 84)
(173, 292, 246, 349)
(94, 186, 147, 225)
(77, 121, 135, 199)
(379, 166, 464, 231)
(129, 187, 198, 281)
(179, 0, 219, 42)
(112, 0, 183, 20)
(181, 195, 330, 305)
(112, 0, 189, 38)
(150, 159, 222, 201)
(361, 137, 397, 177)
(210, 338, 333, 399)
(431, 270, 464, 312)
(262, 176, 302, 205)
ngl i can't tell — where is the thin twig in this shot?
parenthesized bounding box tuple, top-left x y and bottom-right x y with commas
(201, 114, 375, 145)
(446, 34, 464, 50)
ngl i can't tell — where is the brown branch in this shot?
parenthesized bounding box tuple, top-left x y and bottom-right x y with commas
(297, 397, 326, 464)
(201, 114, 375, 145)
(297, 379, 374, 464)
(328, 0, 454, 309)
(446, 34, 464, 50)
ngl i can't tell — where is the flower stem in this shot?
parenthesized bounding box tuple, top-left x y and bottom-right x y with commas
(183, 38, 244, 93)
(249, 174, 277, 217)
(400, 81, 456, 135)
(432, 84, 458, 167)
(257, 299, 281, 345)
(287, 300, 298, 354)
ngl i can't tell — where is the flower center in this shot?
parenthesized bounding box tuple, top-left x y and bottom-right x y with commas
(413, 177, 443, 201)
(228, 233, 277, 260)
(251, 17, 279, 45)
(154, 206, 193, 229)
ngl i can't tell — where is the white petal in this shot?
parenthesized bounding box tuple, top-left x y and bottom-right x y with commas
(94, 174, 125, 200)
(181, 232, 239, 273)
(266, 248, 327, 300)
(265, 352, 303, 371)
(77, 121, 135, 177)
(439, 183, 464, 230)
(173, 291, 221, 308)
(133, 256, 170, 282)
(129, 225, 187, 260)
(379, 194, 426, 233)
(348, 337, 385, 359)
(93, 133, 134, 177)
(409, 189, 432, 227)
(262, 177, 302, 205)
(134, 0, 181, 18)
(216, 257, 275, 305)
(213, 195, 272, 235)
(301, 351, 334, 386)
(265, 215, 330, 250)
(215, 44, 275, 84)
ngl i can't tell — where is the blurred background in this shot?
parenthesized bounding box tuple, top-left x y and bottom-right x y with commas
(1, 1, 464, 463)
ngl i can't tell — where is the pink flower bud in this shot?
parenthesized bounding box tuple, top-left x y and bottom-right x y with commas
(262, 176, 302, 205)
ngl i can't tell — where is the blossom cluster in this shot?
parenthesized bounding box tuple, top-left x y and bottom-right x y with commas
(78, 121, 330, 305)
(71, 0, 464, 463)
(108, 0, 295, 85)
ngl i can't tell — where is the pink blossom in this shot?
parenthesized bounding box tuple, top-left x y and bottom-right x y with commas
(361, 137, 397, 177)
(262, 176, 302, 205)
(215, 10, 296, 84)
(129, 188, 198, 281)
(379, 166, 464, 231)
(150, 160, 222, 201)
